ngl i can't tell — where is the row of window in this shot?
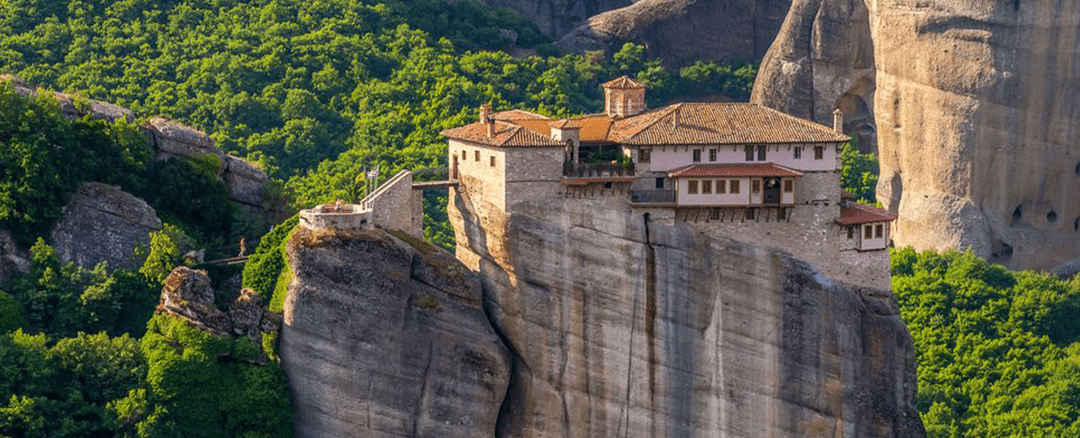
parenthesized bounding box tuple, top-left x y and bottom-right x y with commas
(456, 149, 497, 167)
(846, 224, 885, 239)
(687, 179, 741, 195)
(638, 145, 826, 163)
(686, 178, 795, 195)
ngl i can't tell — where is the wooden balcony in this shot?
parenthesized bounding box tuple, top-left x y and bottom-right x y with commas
(562, 161, 637, 185)
(630, 189, 675, 205)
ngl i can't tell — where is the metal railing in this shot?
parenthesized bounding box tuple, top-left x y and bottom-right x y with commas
(630, 189, 675, 204)
(563, 161, 636, 178)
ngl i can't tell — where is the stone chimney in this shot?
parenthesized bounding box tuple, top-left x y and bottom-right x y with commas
(833, 108, 844, 133)
(602, 76, 647, 118)
(672, 104, 682, 128)
(480, 104, 495, 137)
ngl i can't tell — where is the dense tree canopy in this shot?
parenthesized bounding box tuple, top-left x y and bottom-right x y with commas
(893, 248, 1080, 437)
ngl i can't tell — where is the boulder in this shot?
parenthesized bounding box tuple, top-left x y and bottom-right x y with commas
(50, 182, 162, 270)
(223, 156, 269, 207)
(157, 266, 231, 336)
(0, 75, 135, 123)
(280, 226, 511, 438)
(0, 230, 29, 282)
(478, 0, 631, 39)
(555, 0, 792, 66)
(229, 288, 265, 338)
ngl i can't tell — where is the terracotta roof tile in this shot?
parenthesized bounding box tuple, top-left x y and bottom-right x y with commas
(837, 203, 898, 225)
(667, 163, 804, 178)
(492, 109, 550, 121)
(440, 121, 564, 147)
(442, 102, 848, 148)
(550, 119, 582, 129)
(602, 76, 645, 89)
(612, 103, 850, 145)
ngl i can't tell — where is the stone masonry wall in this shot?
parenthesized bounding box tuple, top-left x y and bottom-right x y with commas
(450, 140, 508, 210)
(362, 170, 422, 237)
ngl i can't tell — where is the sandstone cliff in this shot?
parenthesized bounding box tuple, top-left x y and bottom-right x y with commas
(50, 182, 162, 270)
(2, 74, 134, 123)
(555, 0, 791, 65)
(753, 0, 1080, 271)
(279, 226, 511, 438)
(450, 192, 924, 437)
(479, 0, 631, 39)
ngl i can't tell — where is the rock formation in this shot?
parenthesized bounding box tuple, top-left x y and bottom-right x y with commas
(157, 267, 282, 363)
(754, 0, 1080, 271)
(479, 0, 632, 39)
(50, 182, 162, 270)
(450, 192, 924, 437)
(279, 226, 511, 438)
(143, 117, 269, 208)
(750, 0, 876, 150)
(555, 0, 792, 65)
(1, 74, 135, 123)
(0, 230, 29, 282)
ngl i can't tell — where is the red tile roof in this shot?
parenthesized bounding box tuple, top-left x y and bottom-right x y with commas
(667, 163, 804, 178)
(837, 203, 898, 225)
(550, 119, 581, 129)
(602, 76, 645, 89)
(442, 101, 849, 147)
(492, 109, 550, 121)
(440, 121, 564, 147)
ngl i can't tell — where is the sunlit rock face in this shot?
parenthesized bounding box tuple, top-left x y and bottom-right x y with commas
(755, 0, 1080, 271)
(450, 193, 925, 438)
(871, 0, 1080, 271)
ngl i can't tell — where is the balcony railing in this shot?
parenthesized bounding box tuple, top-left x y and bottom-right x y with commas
(563, 161, 636, 178)
(630, 189, 675, 204)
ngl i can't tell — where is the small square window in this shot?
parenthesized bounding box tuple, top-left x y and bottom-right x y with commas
(709, 149, 717, 162)
(655, 177, 664, 189)
(814, 145, 824, 160)
(730, 180, 740, 194)
(639, 148, 651, 162)
(875, 224, 884, 238)
(692, 149, 702, 162)
(744, 145, 754, 161)
(783, 179, 793, 193)
(864, 225, 873, 239)
(475, 150, 480, 161)
(752, 179, 761, 193)
(756, 145, 767, 161)
(794, 147, 802, 159)
(490, 156, 496, 166)
(716, 179, 726, 194)
(702, 180, 712, 194)
(688, 180, 699, 194)
(847, 226, 854, 239)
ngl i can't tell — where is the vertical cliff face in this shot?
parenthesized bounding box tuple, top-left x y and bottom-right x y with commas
(280, 226, 511, 438)
(450, 192, 924, 437)
(753, 0, 1080, 271)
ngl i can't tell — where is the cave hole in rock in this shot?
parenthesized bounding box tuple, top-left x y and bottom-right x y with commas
(1012, 206, 1022, 226)
(1047, 211, 1058, 223)
(1075, 162, 1080, 175)
(1075, 217, 1079, 232)
(992, 240, 1015, 259)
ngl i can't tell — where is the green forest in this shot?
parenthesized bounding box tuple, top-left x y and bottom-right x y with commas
(1, 0, 1078, 436)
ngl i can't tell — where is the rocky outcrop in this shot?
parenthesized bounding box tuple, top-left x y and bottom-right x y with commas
(450, 193, 924, 437)
(754, 0, 1080, 270)
(0, 230, 29, 282)
(1, 74, 135, 123)
(143, 117, 269, 208)
(157, 267, 282, 362)
(555, 0, 791, 65)
(479, 0, 631, 39)
(750, 0, 877, 150)
(280, 226, 511, 438)
(50, 182, 162, 270)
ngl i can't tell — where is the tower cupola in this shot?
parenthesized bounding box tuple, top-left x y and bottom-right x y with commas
(602, 76, 646, 118)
